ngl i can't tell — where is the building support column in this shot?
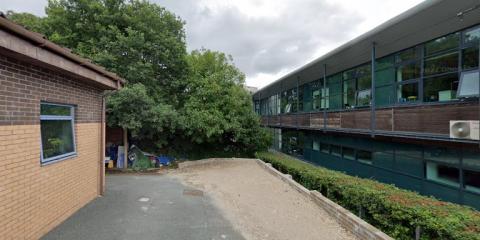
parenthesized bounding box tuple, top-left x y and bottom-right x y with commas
(296, 77, 300, 128)
(323, 64, 327, 130)
(370, 42, 377, 138)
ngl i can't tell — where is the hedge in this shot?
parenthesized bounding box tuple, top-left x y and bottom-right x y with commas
(255, 151, 480, 240)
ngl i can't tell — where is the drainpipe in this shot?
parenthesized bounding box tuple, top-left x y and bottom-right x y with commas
(99, 94, 106, 196)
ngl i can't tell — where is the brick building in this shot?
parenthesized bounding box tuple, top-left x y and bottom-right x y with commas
(0, 15, 124, 239)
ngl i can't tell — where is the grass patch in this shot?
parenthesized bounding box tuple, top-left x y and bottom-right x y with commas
(256, 151, 480, 240)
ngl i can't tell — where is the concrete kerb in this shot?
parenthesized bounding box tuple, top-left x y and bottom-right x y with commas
(178, 158, 393, 240)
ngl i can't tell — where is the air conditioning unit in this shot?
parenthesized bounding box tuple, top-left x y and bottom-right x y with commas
(450, 120, 479, 140)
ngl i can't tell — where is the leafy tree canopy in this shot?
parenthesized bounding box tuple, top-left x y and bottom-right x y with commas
(8, 0, 271, 158)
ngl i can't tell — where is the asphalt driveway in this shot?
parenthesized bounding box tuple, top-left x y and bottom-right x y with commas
(42, 174, 244, 240)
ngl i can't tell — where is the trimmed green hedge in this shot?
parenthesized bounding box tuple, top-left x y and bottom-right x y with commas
(256, 151, 480, 240)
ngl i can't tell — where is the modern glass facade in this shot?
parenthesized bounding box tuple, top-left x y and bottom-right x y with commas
(254, 25, 480, 115)
(254, 22, 480, 209)
(274, 129, 480, 209)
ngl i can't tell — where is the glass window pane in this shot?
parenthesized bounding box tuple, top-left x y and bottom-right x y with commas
(464, 26, 480, 45)
(464, 169, 480, 194)
(458, 71, 479, 98)
(376, 85, 395, 106)
(331, 145, 341, 157)
(426, 162, 460, 187)
(463, 150, 480, 170)
(357, 150, 372, 164)
(320, 143, 330, 154)
(343, 69, 356, 80)
(376, 55, 394, 70)
(357, 89, 371, 106)
(425, 33, 460, 56)
(424, 51, 459, 76)
(397, 83, 419, 103)
(396, 47, 420, 63)
(358, 75, 371, 90)
(312, 140, 320, 151)
(41, 120, 75, 160)
(329, 94, 342, 110)
(40, 104, 72, 116)
(424, 147, 460, 165)
(395, 144, 423, 158)
(424, 73, 459, 102)
(312, 90, 321, 110)
(342, 147, 355, 160)
(462, 46, 479, 70)
(396, 62, 420, 81)
(376, 68, 395, 86)
(343, 79, 355, 108)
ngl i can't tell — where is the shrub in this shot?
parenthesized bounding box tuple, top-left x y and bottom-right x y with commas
(255, 151, 480, 240)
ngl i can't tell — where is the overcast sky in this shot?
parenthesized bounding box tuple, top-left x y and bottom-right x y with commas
(3, 0, 425, 88)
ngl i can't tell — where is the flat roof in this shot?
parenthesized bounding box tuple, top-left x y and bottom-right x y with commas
(254, 0, 480, 99)
(0, 13, 125, 90)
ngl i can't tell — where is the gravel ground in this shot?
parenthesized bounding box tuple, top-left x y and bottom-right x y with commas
(172, 159, 357, 240)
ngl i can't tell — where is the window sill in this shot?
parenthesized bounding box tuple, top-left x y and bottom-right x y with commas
(41, 152, 78, 166)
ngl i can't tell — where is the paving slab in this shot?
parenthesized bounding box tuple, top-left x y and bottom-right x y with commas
(42, 175, 244, 240)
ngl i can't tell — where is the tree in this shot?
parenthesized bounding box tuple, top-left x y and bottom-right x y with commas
(179, 49, 271, 156)
(12, 0, 189, 104)
(5, 11, 44, 33)
(8, 1, 271, 158)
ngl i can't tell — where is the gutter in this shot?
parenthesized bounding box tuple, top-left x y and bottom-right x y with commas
(0, 13, 125, 88)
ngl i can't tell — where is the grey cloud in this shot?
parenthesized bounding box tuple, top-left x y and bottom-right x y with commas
(155, 0, 364, 78)
(3, 0, 364, 85)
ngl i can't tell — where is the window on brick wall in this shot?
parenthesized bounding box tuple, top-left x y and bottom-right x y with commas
(40, 103, 76, 164)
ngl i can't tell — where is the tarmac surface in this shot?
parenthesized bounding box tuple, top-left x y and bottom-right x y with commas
(42, 174, 244, 240)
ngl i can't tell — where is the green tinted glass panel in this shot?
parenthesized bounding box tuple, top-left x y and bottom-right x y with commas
(357, 64, 371, 76)
(424, 51, 459, 76)
(342, 147, 355, 160)
(357, 75, 371, 90)
(376, 55, 394, 70)
(396, 62, 420, 81)
(462, 46, 479, 70)
(376, 68, 395, 86)
(328, 82, 342, 95)
(327, 74, 342, 84)
(41, 120, 74, 159)
(375, 85, 395, 106)
(424, 147, 460, 165)
(424, 73, 459, 102)
(397, 83, 419, 103)
(357, 150, 372, 164)
(425, 33, 460, 56)
(463, 150, 480, 170)
(464, 26, 480, 45)
(41, 104, 71, 116)
(464, 169, 480, 194)
(331, 145, 341, 157)
(329, 94, 342, 110)
(396, 47, 420, 63)
(343, 69, 356, 80)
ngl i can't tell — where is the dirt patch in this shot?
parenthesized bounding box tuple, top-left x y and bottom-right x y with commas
(172, 159, 357, 240)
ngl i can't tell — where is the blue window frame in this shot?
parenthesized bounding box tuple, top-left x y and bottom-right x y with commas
(40, 103, 77, 164)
